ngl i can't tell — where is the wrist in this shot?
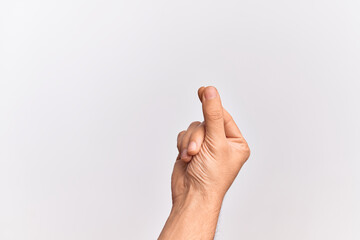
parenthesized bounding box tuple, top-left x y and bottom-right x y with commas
(159, 189, 223, 240)
(171, 186, 224, 215)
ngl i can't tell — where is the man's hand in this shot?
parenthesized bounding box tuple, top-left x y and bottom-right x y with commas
(159, 86, 250, 240)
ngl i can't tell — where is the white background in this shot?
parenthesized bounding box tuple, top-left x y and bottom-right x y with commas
(1, 0, 359, 239)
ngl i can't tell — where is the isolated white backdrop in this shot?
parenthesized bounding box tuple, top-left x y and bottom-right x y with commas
(1, 0, 359, 239)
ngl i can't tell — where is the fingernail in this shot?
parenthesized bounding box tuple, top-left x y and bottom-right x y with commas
(204, 87, 217, 99)
(181, 149, 188, 159)
(188, 141, 197, 152)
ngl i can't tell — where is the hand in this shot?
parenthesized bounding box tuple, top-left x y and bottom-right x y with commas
(172, 86, 250, 205)
(158, 86, 250, 240)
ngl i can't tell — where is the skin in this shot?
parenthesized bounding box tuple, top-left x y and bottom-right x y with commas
(158, 86, 251, 240)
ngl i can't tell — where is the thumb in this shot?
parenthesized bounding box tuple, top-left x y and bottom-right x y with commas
(198, 86, 226, 139)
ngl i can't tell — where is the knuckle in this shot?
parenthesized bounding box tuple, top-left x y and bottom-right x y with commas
(206, 109, 223, 121)
(193, 128, 205, 140)
(177, 130, 186, 141)
(181, 136, 189, 148)
(242, 144, 251, 160)
(188, 121, 201, 129)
